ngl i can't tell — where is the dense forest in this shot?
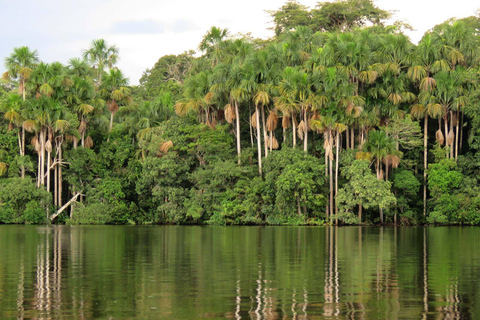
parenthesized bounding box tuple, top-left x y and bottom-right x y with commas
(1, 0, 480, 226)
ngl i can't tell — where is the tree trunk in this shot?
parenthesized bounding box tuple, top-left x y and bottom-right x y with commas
(292, 113, 297, 148)
(304, 108, 308, 153)
(385, 157, 389, 181)
(325, 133, 329, 220)
(297, 197, 302, 216)
(235, 101, 241, 165)
(58, 143, 63, 207)
(423, 116, 428, 217)
(40, 129, 46, 186)
(358, 204, 362, 223)
(444, 117, 449, 158)
(460, 111, 464, 152)
(46, 150, 51, 193)
(50, 192, 81, 221)
(54, 151, 58, 207)
(455, 110, 459, 160)
(345, 127, 350, 149)
(249, 104, 254, 148)
(329, 131, 334, 219)
(262, 106, 268, 158)
(256, 106, 262, 176)
(351, 127, 354, 150)
(269, 131, 273, 153)
(335, 131, 340, 223)
(450, 111, 454, 159)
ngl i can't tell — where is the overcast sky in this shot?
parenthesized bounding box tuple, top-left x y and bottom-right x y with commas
(0, 0, 478, 85)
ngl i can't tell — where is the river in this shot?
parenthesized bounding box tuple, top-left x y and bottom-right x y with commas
(0, 225, 478, 319)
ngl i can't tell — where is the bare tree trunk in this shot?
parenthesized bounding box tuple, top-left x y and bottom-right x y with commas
(444, 117, 449, 158)
(249, 104, 254, 147)
(235, 102, 241, 165)
(345, 127, 350, 149)
(54, 151, 58, 207)
(58, 143, 63, 207)
(455, 110, 459, 160)
(460, 111, 464, 152)
(325, 133, 329, 220)
(50, 192, 81, 221)
(450, 111, 454, 159)
(335, 132, 340, 223)
(304, 108, 308, 153)
(256, 106, 262, 176)
(329, 131, 334, 219)
(351, 127, 354, 150)
(424, 116, 428, 217)
(109, 112, 114, 133)
(269, 131, 273, 153)
(385, 157, 389, 181)
(46, 150, 51, 192)
(358, 204, 362, 223)
(21, 80, 26, 179)
(81, 131, 85, 148)
(262, 106, 268, 158)
(40, 129, 46, 186)
(292, 113, 297, 148)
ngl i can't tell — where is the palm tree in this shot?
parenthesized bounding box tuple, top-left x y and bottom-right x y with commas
(0, 93, 24, 165)
(199, 26, 229, 67)
(99, 68, 132, 135)
(3, 46, 39, 178)
(83, 39, 119, 84)
(362, 129, 398, 223)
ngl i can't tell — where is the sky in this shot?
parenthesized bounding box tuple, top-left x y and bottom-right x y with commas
(0, 0, 478, 85)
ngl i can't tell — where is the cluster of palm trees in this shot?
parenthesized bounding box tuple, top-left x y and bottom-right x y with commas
(176, 20, 480, 220)
(1, 40, 131, 218)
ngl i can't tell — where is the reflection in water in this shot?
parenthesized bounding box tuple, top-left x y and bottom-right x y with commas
(0, 226, 478, 318)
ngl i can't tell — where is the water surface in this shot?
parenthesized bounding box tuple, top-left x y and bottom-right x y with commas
(0, 226, 478, 319)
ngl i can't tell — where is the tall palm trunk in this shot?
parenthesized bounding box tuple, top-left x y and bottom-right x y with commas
(249, 104, 254, 147)
(262, 106, 268, 158)
(345, 127, 350, 149)
(335, 132, 340, 224)
(329, 130, 334, 219)
(303, 108, 308, 153)
(46, 147, 51, 192)
(455, 110, 459, 160)
(58, 143, 63, 207)
(21, 126, 26, 179)
(325, 133, 329, 220)
(444, 117, 449, 158)
(449, 112, 454, 159)
(54, 149, 58, 207)
(235, 101, 241, 165)
(40, 129, 46, 186)
(255, 106, 262, 176)
(292, 113, 297, 148)
(423, 116, 428, 217)
(351, 127, 355, 150)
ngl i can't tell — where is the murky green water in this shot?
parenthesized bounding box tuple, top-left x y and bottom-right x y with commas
(0, 226, 479, 319)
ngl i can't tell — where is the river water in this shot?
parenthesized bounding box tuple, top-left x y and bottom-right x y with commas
(0, 225, 478, 319)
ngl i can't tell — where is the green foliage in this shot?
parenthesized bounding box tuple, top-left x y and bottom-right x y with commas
(270, 0, 391, 36)
(0, 178, 50, 224)
(337, 160, 396, 223)
(263, 148, 326, 220)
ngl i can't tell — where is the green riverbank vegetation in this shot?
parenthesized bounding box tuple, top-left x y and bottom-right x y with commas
(1, 0, 480, 226)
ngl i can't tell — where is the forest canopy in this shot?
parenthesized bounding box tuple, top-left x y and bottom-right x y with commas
(1, 1, 480, 226)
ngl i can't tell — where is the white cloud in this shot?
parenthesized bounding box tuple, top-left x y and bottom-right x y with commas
(1, 0, 478, 85)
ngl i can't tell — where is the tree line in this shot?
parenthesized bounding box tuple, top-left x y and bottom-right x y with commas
(1, 0, 480, 225)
